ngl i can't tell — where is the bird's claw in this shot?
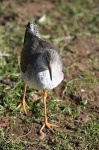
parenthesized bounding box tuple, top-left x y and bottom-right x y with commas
(16, 100, 30, 114)
(40, 121, 59, 134)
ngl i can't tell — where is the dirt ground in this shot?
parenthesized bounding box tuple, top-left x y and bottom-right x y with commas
(0, 0, 99, 150)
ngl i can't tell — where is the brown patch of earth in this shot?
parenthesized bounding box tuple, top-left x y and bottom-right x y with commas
(0, 117, 11, 129)
(0, 1, 55, 25)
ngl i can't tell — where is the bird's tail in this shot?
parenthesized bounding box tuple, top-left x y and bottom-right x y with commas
(27, 22, 40, 38)
(24, 22, 40, 43)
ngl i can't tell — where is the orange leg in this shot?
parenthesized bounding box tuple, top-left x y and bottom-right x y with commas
(16, 84, 29, 114)
(40, 91, 59, 134)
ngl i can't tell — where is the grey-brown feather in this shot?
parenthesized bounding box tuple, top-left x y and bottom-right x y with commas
(21, 23, 56, 73)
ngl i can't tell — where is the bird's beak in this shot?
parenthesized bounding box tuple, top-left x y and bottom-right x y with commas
(47, 63, 52, 80)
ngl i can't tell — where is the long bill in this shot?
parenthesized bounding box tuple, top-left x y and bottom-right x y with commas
(47, 63, 52, 80)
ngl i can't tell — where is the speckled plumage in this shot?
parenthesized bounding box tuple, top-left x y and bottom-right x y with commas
(20, 22, 64, 90)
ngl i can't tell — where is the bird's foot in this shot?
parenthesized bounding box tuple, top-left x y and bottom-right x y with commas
(40, 121, 59, 134)
(16, 100, 29, 114)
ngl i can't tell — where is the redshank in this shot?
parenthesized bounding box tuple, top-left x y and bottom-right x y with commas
(17, 22, 64, 133)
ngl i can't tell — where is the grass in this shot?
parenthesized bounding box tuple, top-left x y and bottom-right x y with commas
(0, 0, 99, 150)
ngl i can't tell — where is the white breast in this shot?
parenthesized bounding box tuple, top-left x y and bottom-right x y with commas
(37, 63, 64, 90)
(21, 63, 63, 91)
